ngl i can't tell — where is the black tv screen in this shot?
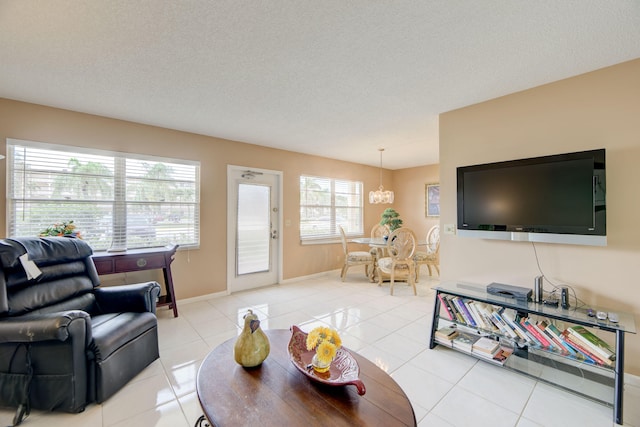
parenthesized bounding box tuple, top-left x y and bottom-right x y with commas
(457, 149, 606, 246)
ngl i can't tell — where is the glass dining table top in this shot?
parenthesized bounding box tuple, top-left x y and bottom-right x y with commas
(351, 237, 427, 247)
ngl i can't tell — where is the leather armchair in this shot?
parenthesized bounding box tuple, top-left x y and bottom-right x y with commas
(0, 237, 161, 422)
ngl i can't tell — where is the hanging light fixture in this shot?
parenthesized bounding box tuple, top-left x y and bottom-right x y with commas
(369, 148, 394, 204)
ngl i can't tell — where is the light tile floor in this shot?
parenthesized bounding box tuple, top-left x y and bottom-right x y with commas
(1, 274, 638, 427)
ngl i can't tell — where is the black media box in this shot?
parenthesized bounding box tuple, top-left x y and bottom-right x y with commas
(486, 282, 533, 301)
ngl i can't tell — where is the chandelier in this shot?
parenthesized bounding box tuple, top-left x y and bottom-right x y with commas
(369, 148, 394, 204)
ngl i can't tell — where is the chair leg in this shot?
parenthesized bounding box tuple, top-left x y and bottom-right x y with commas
(434, 265, 440, 276)
(415, 264, 421, 283)
(426, 265, 433, 276)
(390, 271, 395, 295)
(341, 264, 348, 282)
(409, 265, 417, 296)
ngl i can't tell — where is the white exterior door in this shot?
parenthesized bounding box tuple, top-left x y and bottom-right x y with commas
(227, 165, 282, 293)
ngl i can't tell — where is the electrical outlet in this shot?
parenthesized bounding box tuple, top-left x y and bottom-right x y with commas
(444, 224, 456, 235)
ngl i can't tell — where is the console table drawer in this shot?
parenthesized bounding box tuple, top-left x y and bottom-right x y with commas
(91, 244, 179, 317)
(114, 255, 166, 272)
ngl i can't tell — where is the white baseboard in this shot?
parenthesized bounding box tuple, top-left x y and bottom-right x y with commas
(174, 270, 340, 306)
(279, 269, 340, 284)
(176, 289, 229, 305)
(625, 372, 640, 387)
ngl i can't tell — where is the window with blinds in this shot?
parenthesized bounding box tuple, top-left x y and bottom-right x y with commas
(299, 175, 363, 240)
(7, 139, 200, 251)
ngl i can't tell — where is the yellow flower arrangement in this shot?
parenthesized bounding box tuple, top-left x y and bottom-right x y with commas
(306, 326, 342, 365)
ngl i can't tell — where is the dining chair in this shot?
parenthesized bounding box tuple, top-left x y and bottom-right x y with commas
(369, 223, 390, 260)
(370, 223, 390, 239)
(339, 226, 374, 282)
(376, 227, 417, 295)
(413, 225, 440, 281)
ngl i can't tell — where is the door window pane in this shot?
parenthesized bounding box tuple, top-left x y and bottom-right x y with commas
(237, 183, 271, 275)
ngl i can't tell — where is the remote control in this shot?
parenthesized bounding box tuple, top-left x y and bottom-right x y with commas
(596, 311, 607, 320)
(608, 312, 619, 323)
(586, 308, 595, 317)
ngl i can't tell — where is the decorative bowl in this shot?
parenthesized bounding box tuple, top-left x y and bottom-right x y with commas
(288, 325, 366, 395)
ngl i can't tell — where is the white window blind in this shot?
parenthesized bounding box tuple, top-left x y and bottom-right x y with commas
(7, 139, 200, 251)
(299, 175, 363, 240)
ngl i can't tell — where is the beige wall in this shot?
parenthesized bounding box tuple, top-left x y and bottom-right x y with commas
(0, 98, 429, 298)
(392, 164, 440, 239)
(439, 58, 640, 375)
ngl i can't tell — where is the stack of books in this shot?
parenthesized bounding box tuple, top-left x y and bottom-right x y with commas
(434, 326, 459, 346)
(452, 331, 481, 353)
(472, 337, 500, 358)
(470, 336, 513, 365)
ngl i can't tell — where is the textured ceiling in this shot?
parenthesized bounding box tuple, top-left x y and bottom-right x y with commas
(1, 1, 639, 169)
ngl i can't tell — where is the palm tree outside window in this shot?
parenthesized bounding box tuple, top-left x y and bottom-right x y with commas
(7, 139, 200, 251)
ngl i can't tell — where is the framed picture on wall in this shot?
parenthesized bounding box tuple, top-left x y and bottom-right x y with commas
(426, 183, 440, 217)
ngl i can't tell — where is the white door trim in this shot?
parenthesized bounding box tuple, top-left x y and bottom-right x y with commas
(226, 164, 283, 293)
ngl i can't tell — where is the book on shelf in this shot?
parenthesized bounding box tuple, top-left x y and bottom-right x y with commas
(520, 318, 552, 348)
(442, 295, 465, 324)
(466, 301, 487, 329)
(485, 307, 509, 334)
(437, 294, 454, 320)
(471, 302, 496, 332)
(452, 331, 481, 353)
(562, 331, 613, 366)
(537, 321, 573, 356)
(472, 336, 500, 355)
(514, 313, 541, 344)
(435, 326, 459, 341)
(532, 321, 560, 352)
(544, 322, 578, 357)
(566, 326, 615, 361)
(501, 311, 533, 344)
(452, 297, 477, 327)
(474, 344, 513, 366)
(435, 336, 454, 348)
(533, 320, 561, 351)
(491, 346, 513, 365)
(491, 310, 518, 339)
(529, 345, 600, 368)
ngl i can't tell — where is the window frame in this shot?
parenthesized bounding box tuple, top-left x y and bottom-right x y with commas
(6, 138, 200, 251)
(299, 174, 364, 242)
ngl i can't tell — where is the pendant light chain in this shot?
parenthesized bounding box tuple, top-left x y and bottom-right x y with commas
(369, 148, 394, 204)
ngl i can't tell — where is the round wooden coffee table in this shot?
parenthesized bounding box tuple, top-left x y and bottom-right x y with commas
(196, 329, 416, 426)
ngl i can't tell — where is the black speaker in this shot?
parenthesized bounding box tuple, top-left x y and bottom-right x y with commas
(561, 287, 570, 309)
(534, 276, 543, 303)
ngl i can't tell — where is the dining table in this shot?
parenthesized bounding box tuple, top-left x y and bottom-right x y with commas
(351, 237, 427, 282)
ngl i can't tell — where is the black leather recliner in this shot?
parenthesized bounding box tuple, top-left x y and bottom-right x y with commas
(0, 237, 161, 423)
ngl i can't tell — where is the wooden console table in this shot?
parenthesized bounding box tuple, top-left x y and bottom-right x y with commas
(92, 244, 179, 317)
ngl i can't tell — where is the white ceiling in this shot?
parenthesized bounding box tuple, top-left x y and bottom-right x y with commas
(1, 1, 639, 169)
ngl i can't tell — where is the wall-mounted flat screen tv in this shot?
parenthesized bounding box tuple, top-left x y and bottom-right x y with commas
(457, 149, 606, 246)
